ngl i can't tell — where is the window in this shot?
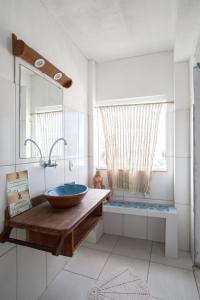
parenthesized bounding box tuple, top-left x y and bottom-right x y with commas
(95, 102, 167, 172)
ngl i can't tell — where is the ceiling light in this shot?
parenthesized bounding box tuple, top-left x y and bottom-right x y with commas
(54, 72, 62, 81)
(34, 58, 45, 68)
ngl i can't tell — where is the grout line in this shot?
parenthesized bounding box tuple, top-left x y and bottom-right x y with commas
(110, 251, 149, 262)
(150, 260, 194, 272)
(82, 236, 155, 263)
(63, 269, 96, 281)
(150, 259, 193, 271)
(0, 245, 16, 259)
(39, 236, 194, 299)
(147, 241, 153, 282)
(81, 244, 113, 255)
(192, 267, 200, 298)
(111, 234, 120, 252)
(0, 158, 66, 168)
(39, 258, 66, 300)
(81, 236, 193, 271)
(112, 194, 174, 203)
(86, 235, 120, 282)
(96, 250, 113, 282)
(81, 243, 151, 263)
(82, 234, 120, 252)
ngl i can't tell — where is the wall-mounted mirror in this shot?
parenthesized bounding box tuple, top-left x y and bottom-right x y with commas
(19, 65, 63, 159)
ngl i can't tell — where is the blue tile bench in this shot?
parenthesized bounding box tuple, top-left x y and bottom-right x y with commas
(103, 200, 178, 258)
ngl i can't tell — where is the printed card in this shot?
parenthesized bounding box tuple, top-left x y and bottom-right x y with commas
(6, 171, 32, 217)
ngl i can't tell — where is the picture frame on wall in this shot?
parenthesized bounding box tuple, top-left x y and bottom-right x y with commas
(6, 170, 32, 218)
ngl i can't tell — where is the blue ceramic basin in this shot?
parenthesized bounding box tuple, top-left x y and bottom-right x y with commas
(45, 184, 88, 208)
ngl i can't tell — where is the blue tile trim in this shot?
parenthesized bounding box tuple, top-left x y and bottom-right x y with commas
(104, 200, 176, 213)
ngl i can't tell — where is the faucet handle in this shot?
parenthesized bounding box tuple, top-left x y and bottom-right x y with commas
(40, 160, 47, 168)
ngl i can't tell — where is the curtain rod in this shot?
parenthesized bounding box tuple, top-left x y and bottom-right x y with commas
(30, 110, 63, 116)
(95, 101, 174, 108)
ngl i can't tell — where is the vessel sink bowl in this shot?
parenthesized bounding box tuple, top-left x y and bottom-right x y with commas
(45, 184, 88, 208)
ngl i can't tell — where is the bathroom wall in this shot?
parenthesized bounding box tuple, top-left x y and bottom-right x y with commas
(95, 51, 174, 203)
(0, 1, 88, 300)
(96, 51, 174, 101)
(91, 51, 191, 251)
(90, 51, 175, 243)
(174, 61, 191, 251)
(189, 57, 195, 262)
(192, 41, 200, 266)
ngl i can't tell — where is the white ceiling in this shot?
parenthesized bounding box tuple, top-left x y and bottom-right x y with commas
(174, 0, 200, 62)
(42, 0, 178, 62)
(42, 0, 200, 62)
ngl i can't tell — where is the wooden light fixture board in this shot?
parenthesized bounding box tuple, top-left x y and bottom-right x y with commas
(12, 33, 72, 88)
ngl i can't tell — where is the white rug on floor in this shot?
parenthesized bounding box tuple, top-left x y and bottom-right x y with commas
(88, 268, 153, 300)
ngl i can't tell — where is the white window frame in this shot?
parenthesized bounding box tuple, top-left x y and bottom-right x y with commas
(94, 96, 173, 173)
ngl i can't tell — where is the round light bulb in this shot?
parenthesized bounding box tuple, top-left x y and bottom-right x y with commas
(34, 58, 45, 68)
(54, 72, 62, 81)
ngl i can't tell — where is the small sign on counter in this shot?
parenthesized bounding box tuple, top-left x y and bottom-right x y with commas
(6, 170, 31, 217)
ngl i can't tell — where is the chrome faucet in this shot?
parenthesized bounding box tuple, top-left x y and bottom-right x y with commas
(24, 138, 44, 166)
(43, 138, 67, 168)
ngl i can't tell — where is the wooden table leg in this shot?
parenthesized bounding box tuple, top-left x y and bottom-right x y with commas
(0, 225, 12, 243)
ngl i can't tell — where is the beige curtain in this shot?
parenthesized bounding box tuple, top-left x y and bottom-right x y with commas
(99, 103, 162, 194)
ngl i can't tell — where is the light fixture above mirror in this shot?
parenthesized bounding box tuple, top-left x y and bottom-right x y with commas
(12, 33, 72, 88)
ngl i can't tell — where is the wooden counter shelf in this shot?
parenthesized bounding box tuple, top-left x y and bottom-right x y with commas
(0, 188, 110, 257)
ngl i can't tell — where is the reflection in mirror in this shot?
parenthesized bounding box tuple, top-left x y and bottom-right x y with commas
(19, 65, 63, 159)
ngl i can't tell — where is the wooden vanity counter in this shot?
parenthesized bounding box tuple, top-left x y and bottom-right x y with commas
(0, 188, 110, 257)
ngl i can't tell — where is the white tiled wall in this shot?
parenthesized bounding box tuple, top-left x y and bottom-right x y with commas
(103, 213, 123, 236)
(0, 78, 16, 166)
(174, 158, 190, 206)
(64, 111, 89, 185)
(176, 204, 190, 251)
(193, 64, 200, 264)
(78, 157, 89, 185)
(174, 62, 190, 251)
(175, 109, 190, 157)
(91, 59, 190, 250)
(147, 217, 165, 242)
(45, 160, 65, 190)
(189, 58, 195, 262)
(103, 213, 165, 243)
(103, 62, 191, 249)
(90, 53, 176, 244)
(16, 163, 45, 197)
(64, 112, 79, 158)
(0, 1, 89, 299)
(123, 215, 147, 240)
(65, 158, 79, 183)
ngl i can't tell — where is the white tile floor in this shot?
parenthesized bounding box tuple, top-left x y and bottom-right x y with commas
(40, 234, 200, 300)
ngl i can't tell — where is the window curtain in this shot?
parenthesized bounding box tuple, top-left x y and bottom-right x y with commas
(32, 111, 63, 157)
(99, 103, 162, 194)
